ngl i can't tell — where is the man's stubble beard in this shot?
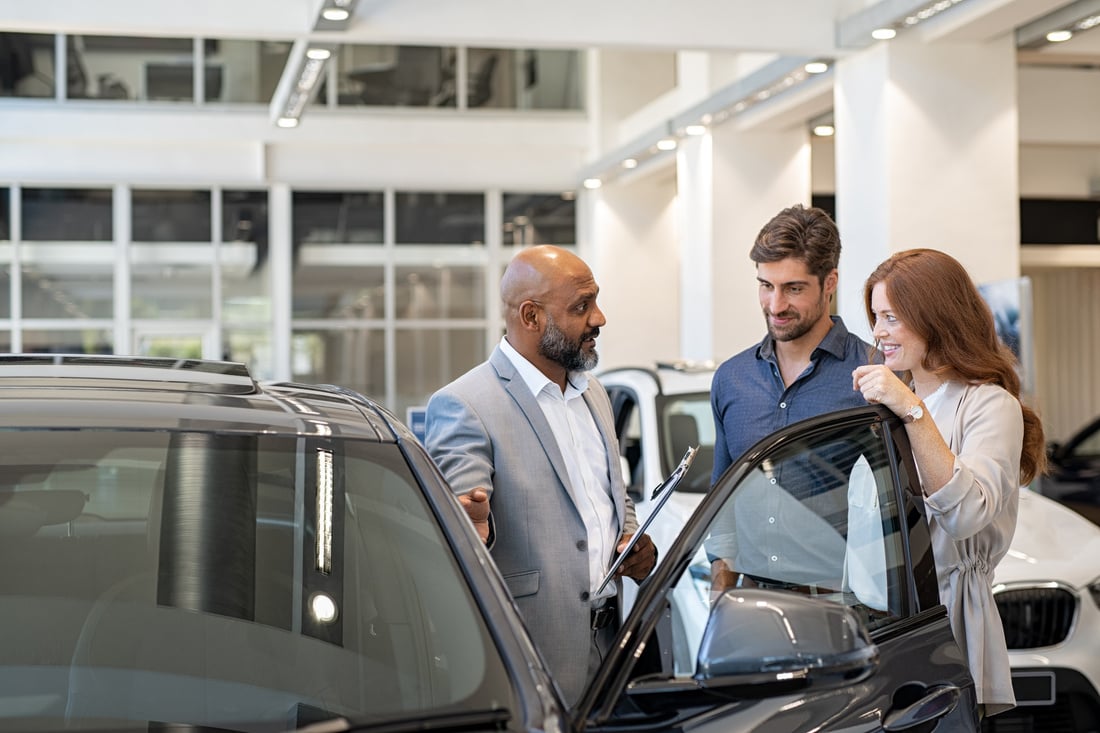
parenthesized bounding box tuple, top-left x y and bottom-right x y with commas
(539, 315, 598, 372)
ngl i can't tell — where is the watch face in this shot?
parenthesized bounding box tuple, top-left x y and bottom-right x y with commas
(906, 404, 924, 422)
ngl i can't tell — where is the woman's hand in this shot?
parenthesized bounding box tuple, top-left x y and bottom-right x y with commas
(852, 364, 913, 418)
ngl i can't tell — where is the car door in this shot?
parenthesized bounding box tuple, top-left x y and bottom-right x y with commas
(578, 405, 980, 732)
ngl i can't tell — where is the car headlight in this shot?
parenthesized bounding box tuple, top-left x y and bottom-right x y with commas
(1090, 577, 1100, 610)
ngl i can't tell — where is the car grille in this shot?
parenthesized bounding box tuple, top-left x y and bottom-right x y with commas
(994, 586, 1077, 649)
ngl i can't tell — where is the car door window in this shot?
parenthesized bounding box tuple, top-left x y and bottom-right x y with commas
(665, 417, 906, 678)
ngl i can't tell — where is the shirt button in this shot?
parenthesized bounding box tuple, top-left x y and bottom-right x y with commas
(768, 517, 775, 524)
(770, 555, 778, 562)
(576, 540, 587, 551)
(779, 402, 787, 409)
(770, 478, 777, 484)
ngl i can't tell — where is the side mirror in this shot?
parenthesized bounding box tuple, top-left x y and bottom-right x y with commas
(695, 589, 878, 692)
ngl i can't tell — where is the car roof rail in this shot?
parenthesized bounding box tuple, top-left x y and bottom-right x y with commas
(0, 354, 258, 394)
(655, 359, 717, 373)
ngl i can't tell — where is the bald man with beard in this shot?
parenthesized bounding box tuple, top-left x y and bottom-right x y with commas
(425, 245, 656, 706)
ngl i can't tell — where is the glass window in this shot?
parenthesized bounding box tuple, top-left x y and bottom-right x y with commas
(293, 192, 383, 245)
(466, 48, 582, 110)
(336, 44, 453, 108)
(502, 193, 576, 246)
(20, 328, 113, 354)
(132, 189, 212, 242)
(395, 328, 486, 417)
(292, 329, 386, 401)
(659, 418, 906, 676)
(21, 244, 115, 318)
(131, 263, 212, 318)
(395, 265, 485, 320)
(294, 265, 384, 320)
(0, 429, 512, 728)
(224, 328, 273, 380)
(69, 35, 197, 102)
(0, 32, 55, 98)
(205, 39, 291, 104)
(22, 188, 113, 241)
(660, 394, 716, 494)
(395, 192, 483, 245)
(222, 190, 270, 323)
(1, 187, 9, 240)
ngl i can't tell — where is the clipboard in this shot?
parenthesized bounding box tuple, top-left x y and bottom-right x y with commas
(595, 445, 698, 595)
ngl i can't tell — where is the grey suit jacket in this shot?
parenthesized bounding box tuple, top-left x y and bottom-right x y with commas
(424, 345, 638, 705)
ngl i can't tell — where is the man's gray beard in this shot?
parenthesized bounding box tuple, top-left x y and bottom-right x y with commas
(539, 317, 598, 372)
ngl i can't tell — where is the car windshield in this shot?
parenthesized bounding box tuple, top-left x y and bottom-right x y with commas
(659, 392, 715, 493)
(0, 429, 512, 732)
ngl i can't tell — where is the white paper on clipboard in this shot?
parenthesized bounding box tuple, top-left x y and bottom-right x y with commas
(595, 445, 698, 595)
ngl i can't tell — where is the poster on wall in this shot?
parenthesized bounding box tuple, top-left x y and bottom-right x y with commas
(977, 276, 1035, 396)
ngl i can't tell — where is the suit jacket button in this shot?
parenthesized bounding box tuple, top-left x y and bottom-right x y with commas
(580, 592, 590, 602)
(576, 540, 587, 551)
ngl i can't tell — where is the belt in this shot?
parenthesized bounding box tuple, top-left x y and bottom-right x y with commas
(744, 575, 836, 596)
(591, 603, 617, 630)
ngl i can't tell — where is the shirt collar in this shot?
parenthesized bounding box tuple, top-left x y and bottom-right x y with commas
(757, 315, 851, 362)
(500, 336, 589, 398)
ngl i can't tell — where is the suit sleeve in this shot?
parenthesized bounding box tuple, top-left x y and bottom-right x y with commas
(424, 387, 496, 499)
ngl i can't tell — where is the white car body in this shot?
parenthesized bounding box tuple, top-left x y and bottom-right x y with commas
(600, 363, 1100, 731)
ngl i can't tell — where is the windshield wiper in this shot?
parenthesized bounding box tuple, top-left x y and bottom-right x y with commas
(300, 708, 512, 733)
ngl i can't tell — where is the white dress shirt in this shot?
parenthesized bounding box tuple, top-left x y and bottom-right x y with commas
(500, 337, 619, 602)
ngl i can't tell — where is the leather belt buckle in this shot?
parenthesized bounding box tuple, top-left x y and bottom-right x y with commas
(591, 605, 616, 630)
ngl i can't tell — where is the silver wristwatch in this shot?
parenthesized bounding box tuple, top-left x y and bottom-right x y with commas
(902, 402, 925, 424)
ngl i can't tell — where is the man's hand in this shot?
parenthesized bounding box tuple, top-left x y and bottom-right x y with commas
(457, 488, 491, 544)
(615, 532, 657, 582)
(709, 558, 751, 604)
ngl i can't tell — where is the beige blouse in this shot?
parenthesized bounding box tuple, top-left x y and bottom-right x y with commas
(921, 380, 1022, 716)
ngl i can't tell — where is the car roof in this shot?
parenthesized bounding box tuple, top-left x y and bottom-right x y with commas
(600, 361, 715, 396)
(0, 354, 402, 441)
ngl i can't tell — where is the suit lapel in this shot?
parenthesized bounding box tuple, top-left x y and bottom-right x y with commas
(490, 348, 582, 508)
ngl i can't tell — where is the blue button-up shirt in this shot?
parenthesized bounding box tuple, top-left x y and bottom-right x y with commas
(710, 316, 874, 485)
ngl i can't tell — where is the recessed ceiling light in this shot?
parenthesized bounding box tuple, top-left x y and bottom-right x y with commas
(813, 125, 835, 137)
(684, 124, 707, 136)
(306, 48, 332, 60)
(804, 61, 829, 74)
(322, 7, 350, 21)
(871, 27, 897, 40)
(622, 158, 638, 169)
(583, 178, 602, 190)
(276, 117, 299, 128)
(656, 138, 677, 151)
(1046, 29, 1073, 43)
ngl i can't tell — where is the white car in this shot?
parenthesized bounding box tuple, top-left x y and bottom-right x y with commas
(601, 362, 1100, 732)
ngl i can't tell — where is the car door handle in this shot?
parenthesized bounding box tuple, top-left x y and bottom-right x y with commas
(882, 683, 961, 730)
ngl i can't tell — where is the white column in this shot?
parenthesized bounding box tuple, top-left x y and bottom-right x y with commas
(710, 124, 812, 361)
(834, 34, 1020, 341)
(677, 134, 715, 363)
(269, 183, 292, 381)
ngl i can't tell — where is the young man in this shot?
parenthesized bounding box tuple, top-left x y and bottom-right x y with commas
(709, 204, 873, 593)
(424, 245, 656, 706)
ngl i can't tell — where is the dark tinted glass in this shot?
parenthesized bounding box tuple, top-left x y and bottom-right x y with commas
(21, 188, 113, 241)
(293, 192, 384, 244)
(0, 188, 8, 240)
(0, 429, 512, 728)
(132, 189, 212, 241)
(223, 190, 268, 246)
(502, 193, 575, 246)
(0, 32, 55, 98)
(395, 192, 484, 244)
(1020, 198, 1100, 245)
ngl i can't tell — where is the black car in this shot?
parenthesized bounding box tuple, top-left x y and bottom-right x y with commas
(0, 354, 978, 732)
(1039, 416, 1100, 521)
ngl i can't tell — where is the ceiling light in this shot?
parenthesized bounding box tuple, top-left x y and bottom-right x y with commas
(583, 178, 602, 190)
(306, 47, 332, 60)
(1046, 29, 1074, 42)
(322, 7, 350, 21)
(656, 138, 678, 151)
(684, 124, 707, 136)
(871, 27, 897, 40)
(804, 61, 829, 74)
(276, 117, 299, 128)
(622, 158, 638, 169)
(813, 125, 835, 137)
